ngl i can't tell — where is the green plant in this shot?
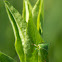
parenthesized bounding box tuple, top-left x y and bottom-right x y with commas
(0, 0, 48, 62)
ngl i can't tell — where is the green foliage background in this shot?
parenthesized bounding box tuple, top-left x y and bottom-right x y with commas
(44, 0, 62, 62)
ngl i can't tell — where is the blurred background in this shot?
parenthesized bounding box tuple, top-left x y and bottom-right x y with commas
(44, 0, 62, 62)
(0, 0, 37, 62)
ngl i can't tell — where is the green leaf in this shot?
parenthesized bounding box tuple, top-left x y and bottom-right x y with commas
(29, 0, 37, 7)
(4, 1, 25, 62)
(22, 0, 26, 21)
(32, 0, 40, 27)
(23, 1, 39, 62)
(25, 2, 38, 62)
(0, 52, 16, 62)
(32, 0, 44, 34)
(40, 0, 44, 35)
(38, 44, 48, 62)
(26, 1, 44, 62)
(25, 0, 29, 22)
(22, 0, 32, 22)
(27, 1, 44, 45)
(4, 1, 33, 62)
